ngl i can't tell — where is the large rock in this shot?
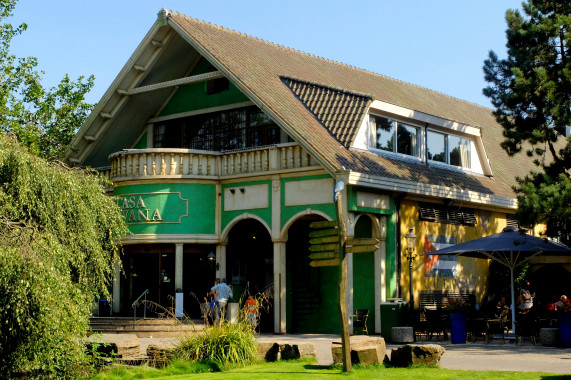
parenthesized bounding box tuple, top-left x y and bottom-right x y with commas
(391, 327, 414, 343)
(258, 342, 280, 361)
(280, 344, 300, 360)
(257, 342, 316, 361)
(539, 328, 560, 346)
(85, 333, 141, 359)
(332, 336, 387, 366)
(147, 344, 175, 367)
(390, 344, 445, 367)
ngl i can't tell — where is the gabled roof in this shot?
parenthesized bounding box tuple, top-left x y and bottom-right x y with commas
(66, 10, 542, 209)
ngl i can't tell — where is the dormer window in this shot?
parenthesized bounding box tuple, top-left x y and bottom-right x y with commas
(368, 115, 419, 158)
(427, 130, 471, 169)
(359, 101, 489, 176)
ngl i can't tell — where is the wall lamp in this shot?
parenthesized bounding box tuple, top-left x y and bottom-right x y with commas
(229, 189, 235, 194)
(404, 227, 417, 310)
(207, 251, 220, 270)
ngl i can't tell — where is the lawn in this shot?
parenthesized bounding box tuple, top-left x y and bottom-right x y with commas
(93, 359, 571, 380)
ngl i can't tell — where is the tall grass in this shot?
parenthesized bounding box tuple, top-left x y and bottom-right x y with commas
(172, 321, 258, 368)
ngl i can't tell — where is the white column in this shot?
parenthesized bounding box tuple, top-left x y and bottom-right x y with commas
(374, 216, 387, 334)
(112, 260, 121, 314)
(175, 243, 183, 291)
(347, 251, 354, 335)
(273, 241, 287, 333)
(217, 244, 226, 279)
(271, 177, 285, 333)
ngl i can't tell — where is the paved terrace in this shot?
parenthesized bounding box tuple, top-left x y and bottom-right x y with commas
(135, 334, 571, 374)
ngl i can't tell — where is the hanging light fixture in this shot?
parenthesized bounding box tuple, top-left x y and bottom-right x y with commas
(207, 252, 215, 261)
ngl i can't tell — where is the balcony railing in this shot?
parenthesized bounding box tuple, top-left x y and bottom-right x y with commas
(104, 143, 319, 181)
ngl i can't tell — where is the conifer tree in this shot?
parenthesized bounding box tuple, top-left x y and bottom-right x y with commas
(483, 0, 570, 244)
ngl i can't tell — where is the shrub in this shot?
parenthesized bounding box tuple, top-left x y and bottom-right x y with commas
(0, 134, 127, 378)
(173, 322, 259, 368)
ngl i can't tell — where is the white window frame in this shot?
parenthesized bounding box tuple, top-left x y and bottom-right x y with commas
(427, 128, 472, 170)
(368, 114, 422, 161)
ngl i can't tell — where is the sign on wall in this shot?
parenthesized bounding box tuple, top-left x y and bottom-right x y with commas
(423, 234, 457, 278)
(115, 192, 189, 224)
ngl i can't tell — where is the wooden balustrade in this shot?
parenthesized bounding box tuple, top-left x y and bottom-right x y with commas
(104, 143, 318, 181)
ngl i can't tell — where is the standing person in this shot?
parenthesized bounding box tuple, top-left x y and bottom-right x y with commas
(244, 294, 258, 329)
(210, 278, 233, 324)
(519, 280, 535, 314)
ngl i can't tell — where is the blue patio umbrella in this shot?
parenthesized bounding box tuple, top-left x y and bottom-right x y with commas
(423, 226, 571, 335)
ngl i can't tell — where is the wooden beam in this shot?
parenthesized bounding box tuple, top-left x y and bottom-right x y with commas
(129, 71, 225, 96)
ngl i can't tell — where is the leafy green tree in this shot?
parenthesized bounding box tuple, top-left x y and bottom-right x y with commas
(0, 0, 94, 160)
(0, 134, 128, 378)
(483, 0, 571, 244)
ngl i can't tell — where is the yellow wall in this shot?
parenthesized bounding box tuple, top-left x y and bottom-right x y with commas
(400, 200, 512, 307)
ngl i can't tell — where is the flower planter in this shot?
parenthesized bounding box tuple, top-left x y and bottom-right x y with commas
(559, 313, 571, 347)
(450, 312, 467, 344)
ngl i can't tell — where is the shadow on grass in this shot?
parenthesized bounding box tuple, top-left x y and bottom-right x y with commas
(303, 364, 336, 370)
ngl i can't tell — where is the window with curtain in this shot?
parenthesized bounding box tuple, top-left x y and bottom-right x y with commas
(426, 130, 471, 169)
(369, 115, 419, 158)
(448, 135, 471, 169)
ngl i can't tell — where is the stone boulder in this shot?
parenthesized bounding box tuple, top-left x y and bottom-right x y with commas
(147, 344, 175, 367)
(257, 342, 316, 361)
(258, 342, 280, 362)
(85, 334, 141, 359)
(332, 336, 387, 366)
(390, 344, 445, 367)
(391, 326, 414, 343)
(539, 328, 560, 346)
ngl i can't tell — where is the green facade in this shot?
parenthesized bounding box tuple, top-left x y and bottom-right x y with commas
(160, 58, 249, 117)
(114, 183, 216, 235)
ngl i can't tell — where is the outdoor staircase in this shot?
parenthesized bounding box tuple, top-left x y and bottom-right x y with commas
(89, 317, 205, 338)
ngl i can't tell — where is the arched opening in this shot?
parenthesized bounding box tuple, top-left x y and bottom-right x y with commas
(226, 219, 273, 332)
(286, 215, 340, 333)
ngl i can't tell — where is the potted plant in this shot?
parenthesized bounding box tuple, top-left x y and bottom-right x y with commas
(557, 296, 571, 347)
(445, 297, 470, 344)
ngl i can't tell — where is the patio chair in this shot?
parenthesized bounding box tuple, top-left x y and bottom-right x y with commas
(353, 309, 369, 335)
(424, 308, 448, 340)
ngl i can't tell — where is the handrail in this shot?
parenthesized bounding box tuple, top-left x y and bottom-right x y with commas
(132, 289, 149, 329)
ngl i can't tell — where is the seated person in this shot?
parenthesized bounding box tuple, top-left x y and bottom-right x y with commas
(495, 296, 509, 320)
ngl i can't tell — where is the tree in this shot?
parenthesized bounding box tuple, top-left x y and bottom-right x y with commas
(0, 0, 94, 160)
(0, 134, 128, 378)
(483, 0, 571, 244)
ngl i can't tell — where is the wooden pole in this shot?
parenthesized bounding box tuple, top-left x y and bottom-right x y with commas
(335, 192, 351, 372)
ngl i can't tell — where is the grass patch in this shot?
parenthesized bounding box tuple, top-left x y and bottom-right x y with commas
(92, 358, 570, 380)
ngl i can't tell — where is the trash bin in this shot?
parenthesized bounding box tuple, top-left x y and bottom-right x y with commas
(380, 301, 407, 341)
(98, 299, 110, 317)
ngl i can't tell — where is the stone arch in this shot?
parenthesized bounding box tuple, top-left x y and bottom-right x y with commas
(280, 208, 333, 242)
(221, 212, 271, 244)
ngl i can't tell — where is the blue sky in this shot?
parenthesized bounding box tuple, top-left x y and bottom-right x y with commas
(10, 0, 523, 107)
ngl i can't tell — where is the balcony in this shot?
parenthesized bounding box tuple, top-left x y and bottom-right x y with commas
(101, 143, 320, 182)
